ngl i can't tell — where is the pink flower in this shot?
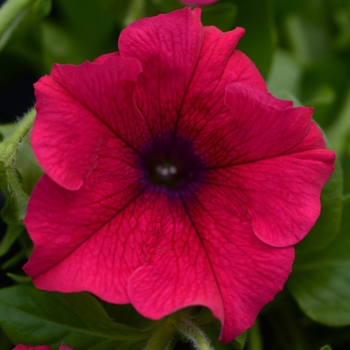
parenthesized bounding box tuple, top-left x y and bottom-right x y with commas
(23, 8, 334, 342)
(13, 345, 73, 350)
(179, 0, 218, 5)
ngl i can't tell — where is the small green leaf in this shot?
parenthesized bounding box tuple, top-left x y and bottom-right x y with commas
(319, 346, 332, 350)
(230, 330, 248, 350)
(6, 272, 32, 283)
(288, 195, 350, 327)
(0, 284, 151, 350)
(0, 249, 26, 270)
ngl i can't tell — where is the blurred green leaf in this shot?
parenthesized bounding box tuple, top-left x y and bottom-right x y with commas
(319, 346, 332, 350)
(267, 49, 303, 98)
(0, 0, 37, 51)
(234, 0, 276, 79)
(33, 0, 51, 19)
(124, 0, 145, 26)
(201, 2, 237, 32)
(98, 0, 134, 24)
(285, 14, 330, 64)
(0, 329, 12, 350)
(231, 330, 248, 350)
(0, 224, 23, 257)
(42, 0, 118, 67)
(333, 4, 350, 51)
(1, 249, 26, 270)
(0, 284, 151, 350)
(301, 58, 350, 129)
(327, 85, 350, 154)
(288, 194, 350, 327)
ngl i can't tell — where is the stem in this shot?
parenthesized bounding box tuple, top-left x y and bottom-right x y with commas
(0, 0, 37, 50)
(0, 108, 36, 221)
(144, 318, 177, 350)
(1, 108, 36, 164)
(249, 319, 262, 350)
(178, 318, 213, 350)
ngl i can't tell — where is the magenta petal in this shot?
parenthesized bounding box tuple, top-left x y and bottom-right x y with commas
(12, 346, 51, 350)
(193, 83, 313, 168)
(127, 196, 294, 342)
(177, 27, 266, 141)
(32, 54, 147, 190)
(24, 158, 147, 302)
(247, 150, 335, 247)
(179, 0, 218, 5)
(200, 149, 334, 247)
(119, 8, 204, 136)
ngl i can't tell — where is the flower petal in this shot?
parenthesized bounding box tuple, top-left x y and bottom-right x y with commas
(178, 26, 266, 140)
(24, 150, 148, 302)
(32, 54, 148, 190)
(179, 0, 219, 5)
(127, 193, 294, 342)
(191, 83, 315, 169)
(119, 8, 266, 140)
(119, 8, 204, 136)
(12, 346, 51, 350)
(199, 127, 335, 247)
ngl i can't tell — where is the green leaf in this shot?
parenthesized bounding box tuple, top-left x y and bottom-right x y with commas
(288, 194, 350, 327)
(295, 147, 343, 252)
(0, 284, 151, 350)
(201, 2, 237, 32)
(301, 58, 350, 129)
(234, 0, 276, 79)
(284, 2, 331, 64)
(327, 85, 350, 155)
(44, 0, 116, 63)
(0, 0, 37, 51)
(0, 250, 26, 270)
(33, 0, 51, 18)
(267, 49, 303, 98)
(6, 272, 32, 283)
(230, 330, 248, 350)
(319, 346, 332, 350)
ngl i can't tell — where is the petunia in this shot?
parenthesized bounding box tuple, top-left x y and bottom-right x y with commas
(179, 0, 218, 5)
(13, 344, 73, 350)
(23, 8, 335, 342)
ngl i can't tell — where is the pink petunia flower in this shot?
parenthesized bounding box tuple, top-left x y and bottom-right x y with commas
(179, 0, 218, 5)
(13, 344, 73, 350)
(23, 8, 334, 342)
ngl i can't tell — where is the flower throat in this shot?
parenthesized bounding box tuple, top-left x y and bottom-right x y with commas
(140, 134, 204, 193)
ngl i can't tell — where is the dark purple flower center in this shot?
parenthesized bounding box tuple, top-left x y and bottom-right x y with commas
(140, 133, 204, 194)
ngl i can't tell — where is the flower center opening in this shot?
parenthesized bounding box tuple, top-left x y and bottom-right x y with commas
(140, 134, 204, 193)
